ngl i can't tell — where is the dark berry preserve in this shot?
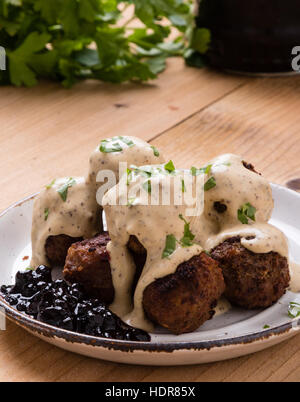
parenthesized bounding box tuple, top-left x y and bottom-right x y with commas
(196, 0, 300, 73)
(0, 266, 150, 342)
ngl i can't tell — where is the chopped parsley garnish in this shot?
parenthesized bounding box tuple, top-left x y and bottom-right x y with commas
(151, 146, 160, 157)
(127, 197, 136, 207)
(118, 136, 134, 147)
(45, 179, 56, 189)
(179, 214, 195, 247)
(237, 202, 256, 224)
(204, 176, 216, 191)
(181, 179, 186, 193)
(100, 136, 135, 153)
(25, 267, 34, 271)
(142, 180, 152, 194)
(126, 168, 133, 186)
(190, 166, 202, 176)
(288, 302, 300, 318)
(44, 208, 49, 221)
(190, 164, 212, 176)
(130, 165, 152, 178)
(263, 324, 270, 329)
(164, 160, 175, 173)
(57, 178, 76, 202)
(162, 234, 177, 259)
(100, 141, 123, 153)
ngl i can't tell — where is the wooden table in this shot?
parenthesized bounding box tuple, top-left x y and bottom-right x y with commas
(0, 58, 299, 382)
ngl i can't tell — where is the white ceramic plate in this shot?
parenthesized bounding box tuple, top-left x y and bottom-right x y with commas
(0, 184, 299, 366)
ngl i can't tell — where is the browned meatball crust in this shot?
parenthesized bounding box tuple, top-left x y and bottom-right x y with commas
(142, 252, 225, 335)
(211, 237, 290, 309)
(63, 232, 114, 304)
(45, 234, 83, 266)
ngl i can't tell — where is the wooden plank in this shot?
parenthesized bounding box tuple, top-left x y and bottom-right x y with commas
(1, 68, 300, 382)
(0, 58, 245, 211)
(153, 75, 300, 187)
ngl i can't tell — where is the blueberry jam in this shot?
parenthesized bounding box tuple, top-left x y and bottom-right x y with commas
(0, 265, 150, 342)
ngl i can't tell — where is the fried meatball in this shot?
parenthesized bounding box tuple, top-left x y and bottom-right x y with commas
(210, 237, 290, 309)
(45, 234, 83, 266)
(142, 252, 225, 334)
(63, 232, 114, 304)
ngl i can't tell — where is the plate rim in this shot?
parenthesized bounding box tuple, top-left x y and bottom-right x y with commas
(0, 185, 300, 353)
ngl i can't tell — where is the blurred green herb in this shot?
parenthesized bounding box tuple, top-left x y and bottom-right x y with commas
(204, 176, 216, 191)
(164, 160, 175, 173)
(45, 178, 56, 189)
(150, 145, 160, 157)
(57, 177, 76, 201)
(237, 202, 256, 224)
(44, 207, 49, 221)
(288, 302, 300, 319)
(0, 0, 195, 87)
(179, 213, 195, 247)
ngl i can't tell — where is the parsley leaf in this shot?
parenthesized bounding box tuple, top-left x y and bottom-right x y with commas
(127, 197, 136, 207)
(288, 302, 300, 319)
(100, 141, 123, 153)
(57, 178, 76, 202)
(151, 145, 160, 157)
(44, 208, 49, 221)
(8, 31, 52, 87)
(190, 164, 212, 176)
(181, 179, 186, 193)
(164, 160, 175, 173)
(142, 179, 152, 194)
(204, 176, 216, 191)
(162, 234, 177, 259)
(237, 203, 256, 224)
(119, 136, 135, 147)
(45, 179, 56, 189)
(179, 214, 195, 247)
(0, 0, 196, 87)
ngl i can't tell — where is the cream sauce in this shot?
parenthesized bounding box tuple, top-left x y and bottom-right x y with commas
(103, 154, 290, 331)
(215, 297, 231, 316)
(103, 168, 203, 331)
(31, 148, 293, 333)
(31, 136, 165, 267)
(31, 177, 100, 267)
(87, 136, 165, 196)
(191, 154, 287, 257)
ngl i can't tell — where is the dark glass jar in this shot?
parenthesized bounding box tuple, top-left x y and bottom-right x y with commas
(196, 0, 300, 73)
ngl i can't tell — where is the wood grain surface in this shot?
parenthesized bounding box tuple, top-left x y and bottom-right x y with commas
(0, 58, 299, 382)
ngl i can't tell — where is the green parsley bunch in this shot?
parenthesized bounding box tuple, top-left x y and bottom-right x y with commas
(0, 0, 197, 87)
